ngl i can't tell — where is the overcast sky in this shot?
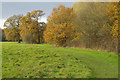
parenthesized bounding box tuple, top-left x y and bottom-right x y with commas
(0, 0, 118, 29)
(0, 2, 74, 29)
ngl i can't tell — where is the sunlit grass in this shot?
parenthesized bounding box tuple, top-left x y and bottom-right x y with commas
(2, 42, 118, 78)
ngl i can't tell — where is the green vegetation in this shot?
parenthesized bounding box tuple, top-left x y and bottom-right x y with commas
(2, 42, 118, 78)
(2, 2, 120, 53)
(1, 2, 119, 79)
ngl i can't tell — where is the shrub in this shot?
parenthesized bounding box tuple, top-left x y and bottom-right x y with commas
(23, 33, 37, 44)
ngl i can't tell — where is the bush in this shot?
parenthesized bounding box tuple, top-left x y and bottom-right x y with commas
(23, 33, 37, 44)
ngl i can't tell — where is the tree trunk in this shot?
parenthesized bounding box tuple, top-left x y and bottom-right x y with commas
(86, 37, 91, 48)
(38, 31, 40, 44)
(18, 39, 20, 43)
(118, 10, 120, 54)
(118, 35, 120, 54)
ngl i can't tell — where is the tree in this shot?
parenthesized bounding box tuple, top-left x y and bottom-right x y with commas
(19, 10, 46, 44)
(4, 14, 23, 43)
(44, 5, 77, 47)
(72, 2, 119, 53)
(106, 2, 120, 53)
(0, 28, 2, 41)
(73, 2, 110, 48)
(106, 2, 119, 38)
(0, 28, 6, 41)
(31, 10, 45, 43)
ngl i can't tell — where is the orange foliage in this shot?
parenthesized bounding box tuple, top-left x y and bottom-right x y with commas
(106, 2, 120, 38)
(44, 5, 77, 46)
(19, 10, 46, 43)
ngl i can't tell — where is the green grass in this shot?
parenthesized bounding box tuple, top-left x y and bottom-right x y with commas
(2, 42, 118, 78)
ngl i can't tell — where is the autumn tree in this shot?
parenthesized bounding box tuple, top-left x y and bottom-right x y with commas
(73, 2, 110, 48)
(72, 2, 119, 53)
(31, 10, 45, 43)
(20, 10, 46, 44)
(44, 5, 77, 47)
(106, 2, 120, 53)
(106, 2, 119, 38)
(4, 15, 23, 43)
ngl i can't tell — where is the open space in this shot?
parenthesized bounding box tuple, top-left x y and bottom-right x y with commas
(1, 2, 119, 79)
(2, 42, 118, 78)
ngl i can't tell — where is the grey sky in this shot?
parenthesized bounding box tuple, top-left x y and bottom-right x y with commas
(1, 1, 117, 28)
(0, 2, 74, 28)
(2, 2, 74, 20)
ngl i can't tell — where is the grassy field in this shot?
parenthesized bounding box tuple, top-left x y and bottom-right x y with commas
(2, 42, 118, 78)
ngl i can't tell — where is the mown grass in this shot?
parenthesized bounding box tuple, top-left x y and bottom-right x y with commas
(2, 42, 118, 78)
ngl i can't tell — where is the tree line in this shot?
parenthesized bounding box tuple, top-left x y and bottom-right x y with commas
(1, 2, 120, 53)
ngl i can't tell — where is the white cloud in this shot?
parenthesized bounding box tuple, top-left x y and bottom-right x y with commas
(0, 19, 6, 29)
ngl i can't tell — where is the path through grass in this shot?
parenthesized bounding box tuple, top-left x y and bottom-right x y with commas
(2, 42, 118, 78)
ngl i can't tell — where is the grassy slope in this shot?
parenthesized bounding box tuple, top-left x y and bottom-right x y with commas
(2, 42, 118, 78)
(57, 47, 118, 78)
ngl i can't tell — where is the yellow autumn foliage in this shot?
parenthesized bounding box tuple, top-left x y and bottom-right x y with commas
(19, 10, 46, 43)
(106, 2, 119, 38)
(44, 5, 77, 47)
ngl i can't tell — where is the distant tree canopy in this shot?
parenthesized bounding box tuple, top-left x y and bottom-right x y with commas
(4, 15, 23, 43)
(44, 5, 77, 47)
